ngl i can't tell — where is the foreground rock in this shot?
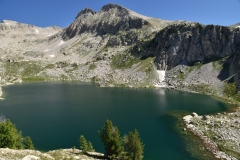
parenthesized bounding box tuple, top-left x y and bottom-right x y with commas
(0, 148, 104, 160)
(183, 112, 240, 160)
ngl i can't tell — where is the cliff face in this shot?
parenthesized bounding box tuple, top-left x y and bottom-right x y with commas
(135, 23, 240, 70)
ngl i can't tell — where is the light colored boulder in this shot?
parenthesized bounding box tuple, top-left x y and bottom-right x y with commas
(192, 112, 198, 117)
(183, 115, 193, 123)
(22, 155, 40, 160)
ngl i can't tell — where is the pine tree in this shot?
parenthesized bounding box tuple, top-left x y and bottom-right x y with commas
(79, 135, 95, 152)
(87, 141, 94, 152)
(124, 129, 144, 160)
(23, 136, 34, 149)
(0, 119, 34, 150)
(98, 119, 123, 159)
(0, 120, 23, 149)
(79, 135, 88, 151)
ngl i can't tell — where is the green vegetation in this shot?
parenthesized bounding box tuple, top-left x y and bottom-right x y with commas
(98, 119, 144, 160)
(124, 129, 144, 160)
(111, 53, 140, 69)
(212, 60, 223, 71)
(176, 62, 204, 81)
(188, 62, 203, 72)
(71, 36, 87, 48)
(79, 135, 94, 152)
(0, 119, 34, 149)
(188, 84, 216, 95)
(98, 119, 124, 159)
(23, 136, 34, 150)
(223, 82, 240, 102)
(88, 63, 97, 70)
(224, 83, 237, 97)
(22, 77, 45, 82)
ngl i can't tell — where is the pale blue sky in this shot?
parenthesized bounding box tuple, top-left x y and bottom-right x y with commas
(0, 0, 239, 28)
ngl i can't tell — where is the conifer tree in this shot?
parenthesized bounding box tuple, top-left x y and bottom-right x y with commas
(87, 141, 94, 152)
(0, 120, 23, 149)
(79, 135, 95, 152)
(98, 119, 123, 159)
(79, 135, 88, 151)
(23, 136, 34, 149)
(124, 129, 144, 160)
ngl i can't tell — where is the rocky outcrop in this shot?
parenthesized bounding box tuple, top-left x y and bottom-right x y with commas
(62, 4, 159, 40)
(143, 23, 240, 70)
(0, 148, 102, 160)
(183, 112, 240, 160)
(132, 22, 240, 90)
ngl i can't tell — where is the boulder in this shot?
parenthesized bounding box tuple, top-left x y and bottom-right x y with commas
(22, 155, 39, 160)
(191, 112, 198, 117)
(183, 115, 193, 124)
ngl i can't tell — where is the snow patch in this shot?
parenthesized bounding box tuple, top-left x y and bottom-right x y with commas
(44, 49, 49, 52)
(35, 29, 39, 33)
(157, 70, 165, 82)
(49, 55, 55, 58)
(58, 40, 65, 46)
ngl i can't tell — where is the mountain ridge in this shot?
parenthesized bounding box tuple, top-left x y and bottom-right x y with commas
(0, 3, 239, 100)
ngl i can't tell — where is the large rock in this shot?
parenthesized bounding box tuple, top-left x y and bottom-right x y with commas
(22, 155, 39, 160)
(183, 115, 193, 124)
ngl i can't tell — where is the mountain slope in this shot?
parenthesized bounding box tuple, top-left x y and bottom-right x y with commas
(0, 3, 239, 101)
(62, 4, 171, 40)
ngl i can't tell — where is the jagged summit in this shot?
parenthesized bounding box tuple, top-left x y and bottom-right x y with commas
(62, 3, 170, 40)
(75, 8, 96, 19)
(100, 3, 128, 13)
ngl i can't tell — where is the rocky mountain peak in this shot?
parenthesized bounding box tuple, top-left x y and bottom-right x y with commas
(100, 3, 129, 13)
(62, 4, 156, 40)
(75, 8, 96, 19)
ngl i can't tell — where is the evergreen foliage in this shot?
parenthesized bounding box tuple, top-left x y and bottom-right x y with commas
(98, 119, 123, 159)
(0, 120, 23, 149)
(79, 135, 94, 152)
(124, 129, 144, 160)
(23, 136, 34, 149)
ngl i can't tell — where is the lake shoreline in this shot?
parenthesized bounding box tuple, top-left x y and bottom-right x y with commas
(0, 81, 237, 159)
(183, 112, 239, 160)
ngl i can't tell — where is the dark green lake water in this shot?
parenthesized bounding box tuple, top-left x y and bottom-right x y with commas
(0, 82, 228, 159)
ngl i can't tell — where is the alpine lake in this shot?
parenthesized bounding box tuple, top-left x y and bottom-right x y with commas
(0, 82, 229, 160)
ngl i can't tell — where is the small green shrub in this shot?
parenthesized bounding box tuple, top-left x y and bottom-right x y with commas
(89, 64, 97, 70)
(224, 83, 237, 97)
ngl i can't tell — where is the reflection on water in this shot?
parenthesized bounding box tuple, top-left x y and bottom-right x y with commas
(0, 82, 228, 160)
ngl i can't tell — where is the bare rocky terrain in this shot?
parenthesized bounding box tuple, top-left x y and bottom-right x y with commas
(0, 3, 240, 160)
(183, 111, 240, 160)
(0, 148, 104, 160)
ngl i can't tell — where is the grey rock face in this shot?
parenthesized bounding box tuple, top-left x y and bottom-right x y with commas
(229, 22, 240, 28)
(133, 23, 240, 89)
(152, 23, 240, 70)
(62, 4, 151, 40)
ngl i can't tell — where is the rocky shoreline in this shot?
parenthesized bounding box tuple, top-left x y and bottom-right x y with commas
(183, 112, 240, 160)
(0, 148, 104, 160)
